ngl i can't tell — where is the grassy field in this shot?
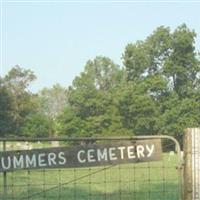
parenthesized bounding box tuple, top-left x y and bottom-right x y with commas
(0, 153, 180, 200)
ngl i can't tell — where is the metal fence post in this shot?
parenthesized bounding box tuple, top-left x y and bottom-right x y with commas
(183, 128, 200, 200)
(3, 141, 7, 198)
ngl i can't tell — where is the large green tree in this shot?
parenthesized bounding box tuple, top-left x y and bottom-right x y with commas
(57, 56, 129, 137)
(163, 24, 200, 97)
(0, 78, 14, 136)
(122, 24, 200, 139)
(38, 84, 68, 136)
(2, 66, 37, 135)
(20, 112, 50, 137)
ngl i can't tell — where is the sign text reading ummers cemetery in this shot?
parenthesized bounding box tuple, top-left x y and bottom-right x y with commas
(0, 139, 162, 172)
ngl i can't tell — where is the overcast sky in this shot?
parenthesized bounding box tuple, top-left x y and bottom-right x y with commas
(1, 1, 200, 92)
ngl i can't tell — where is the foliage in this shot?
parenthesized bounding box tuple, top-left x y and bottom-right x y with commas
(38, 84, 68, 136)
(56, 56, 130, 137)
(0, 78, 14, 136)
(1, 66, 37, 136)
(122, 24, 200, 140)
(20, 113, 50, 137)
(1, 24, 200, 142)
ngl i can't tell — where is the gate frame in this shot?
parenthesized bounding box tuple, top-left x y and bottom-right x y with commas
(0, 135, 183, 200)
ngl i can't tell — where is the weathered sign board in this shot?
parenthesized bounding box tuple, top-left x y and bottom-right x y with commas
(0, 139, 162, 173)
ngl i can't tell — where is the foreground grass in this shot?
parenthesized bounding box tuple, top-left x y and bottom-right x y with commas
(0, 154, 180, 200)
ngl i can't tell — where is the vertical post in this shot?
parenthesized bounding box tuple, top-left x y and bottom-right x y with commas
(183, 128, 200, 200)
(3, 141, 7, 198)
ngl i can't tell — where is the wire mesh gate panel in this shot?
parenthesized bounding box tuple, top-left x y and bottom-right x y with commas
(0, 136, 182, 200)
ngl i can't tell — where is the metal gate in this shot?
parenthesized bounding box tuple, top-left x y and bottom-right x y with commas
(0, 136, 183, 200)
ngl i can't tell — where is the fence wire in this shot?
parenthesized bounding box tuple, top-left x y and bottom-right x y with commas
(0, 137, 182, 200)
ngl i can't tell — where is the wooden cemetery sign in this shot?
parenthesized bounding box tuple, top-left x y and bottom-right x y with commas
(0, 139, 162, 172)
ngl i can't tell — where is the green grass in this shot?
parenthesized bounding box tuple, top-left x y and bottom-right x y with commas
(0, 154, 181, 200)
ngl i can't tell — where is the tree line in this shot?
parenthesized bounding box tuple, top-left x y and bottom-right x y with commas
(0, 24, 200, 144)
